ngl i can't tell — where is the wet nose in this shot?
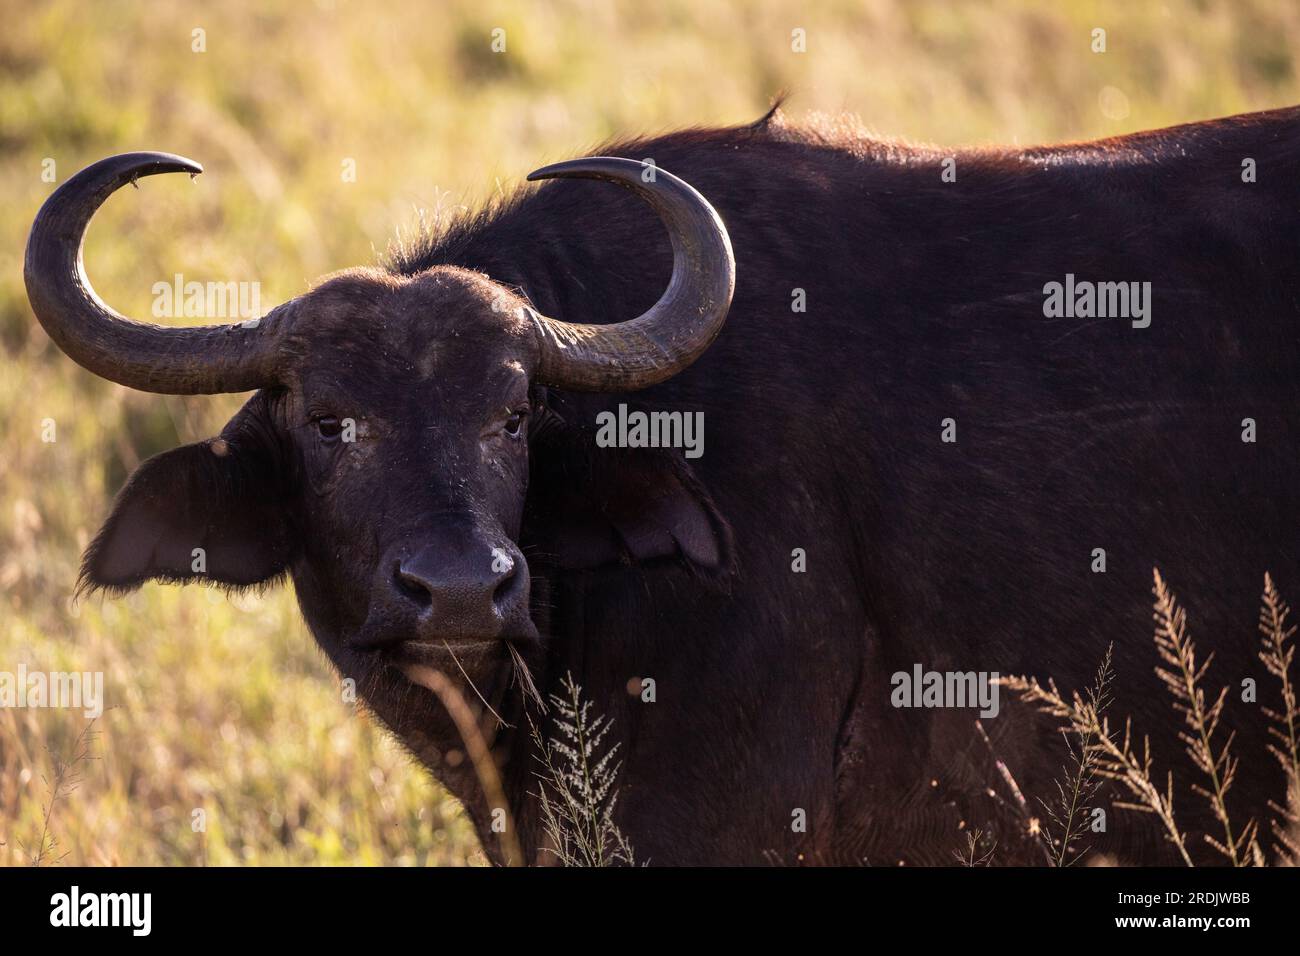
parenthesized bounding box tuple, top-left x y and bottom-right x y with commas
(393, 544, 525, 638)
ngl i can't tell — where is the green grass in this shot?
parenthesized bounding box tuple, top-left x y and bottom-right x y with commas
(2, 0, 1300, 866)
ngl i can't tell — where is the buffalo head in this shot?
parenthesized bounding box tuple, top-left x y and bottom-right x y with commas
(25, 153, 734, 809)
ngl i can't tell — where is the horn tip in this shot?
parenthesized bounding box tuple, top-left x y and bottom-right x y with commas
(526, 156, 638, 183)
(121, 151, 203, 178)
(150, 152, 203, 176)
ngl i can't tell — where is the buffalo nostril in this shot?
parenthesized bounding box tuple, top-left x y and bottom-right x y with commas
(492, 563, 523, 612)
(393, 563, 433, 607)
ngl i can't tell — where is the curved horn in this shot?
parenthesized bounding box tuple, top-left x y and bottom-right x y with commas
(24, 152, 283, 394)
(524, 157, 735, 392)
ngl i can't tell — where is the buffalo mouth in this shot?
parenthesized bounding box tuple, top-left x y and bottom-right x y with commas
(385, 637, 508, 667)
(373, 625, 541, 681)
(387, 634, 539, 720)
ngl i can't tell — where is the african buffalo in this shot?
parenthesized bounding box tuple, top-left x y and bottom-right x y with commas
(26, 103, 1300, 865)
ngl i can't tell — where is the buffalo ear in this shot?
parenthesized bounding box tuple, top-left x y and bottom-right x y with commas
(81, 433, 292, 593)
(525, 409, 733, 574)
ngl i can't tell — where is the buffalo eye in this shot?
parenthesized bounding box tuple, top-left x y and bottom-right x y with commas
(503, 411, 526, 438)
(315, 416, 343, 441)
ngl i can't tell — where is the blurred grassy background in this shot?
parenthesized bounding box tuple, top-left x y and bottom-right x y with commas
(3, 0, 1300, 866)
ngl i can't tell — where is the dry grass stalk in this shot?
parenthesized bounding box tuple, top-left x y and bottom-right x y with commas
(953, 828, 996, 866)
(529, 673, 634, 867)
(972, 719, 1048, 865)
(1040, 645, 1113, 866)
(403, 664, 525, 866)
(1005, 569, 1300, 867)
(23, 718, 98, 866)
(1259, 573, 1300, 864)
(1150, 570, 1258, 865)
(506, 642, 546, 713)
(1002, 646, 1195, 866)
